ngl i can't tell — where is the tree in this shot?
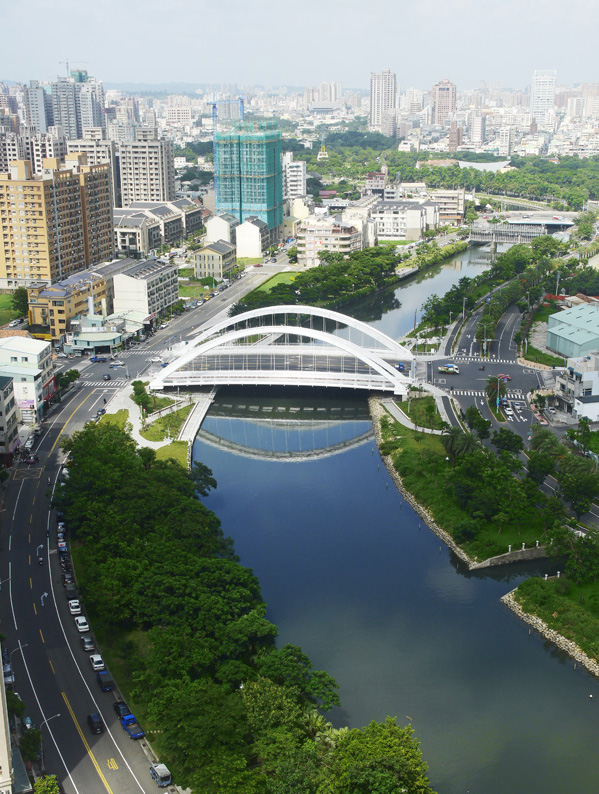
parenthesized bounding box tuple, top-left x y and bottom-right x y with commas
(6, 690, 25, 719)
(485, 376, 507, 405)
(33, 777, 60, 794)
(527, 450, 555, 484)
(464, 405, 491, 440)
(558, 467, 599, 518)
(491, 428, 524, 454)
(11, 287, 28, 317)
(441, 426, 475, 467)
(20, 728, 41, 762)
(190, 461, 217, 497)
(324, 717, 435, 794)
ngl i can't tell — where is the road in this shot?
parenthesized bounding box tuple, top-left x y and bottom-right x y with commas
(2, 388, 159, 794)
(2, 261, 292, 792)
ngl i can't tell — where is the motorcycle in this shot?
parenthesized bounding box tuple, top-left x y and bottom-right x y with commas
(479, 365, 485, 371)
(38, 557, 43, 566)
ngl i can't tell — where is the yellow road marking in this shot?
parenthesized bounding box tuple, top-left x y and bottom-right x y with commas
(29, 578, 32, 589)
(62, 692, 114, 794)
(32, 496, 35, 505)
(107, 758, 118, 771)
(33, 602, 37, 615)
(28, 533, 30, 543)
(50, 391, 95, 455)
(39, 629, 44, 643)
(49, 659, 55, 674)
(29, 514, 32, 523)
(28, 555, 31, 565)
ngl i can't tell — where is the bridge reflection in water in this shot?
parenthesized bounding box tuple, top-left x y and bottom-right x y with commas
(199, 391, 373, 462)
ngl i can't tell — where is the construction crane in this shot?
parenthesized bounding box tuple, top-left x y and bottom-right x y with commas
(58, 60, 88, 78)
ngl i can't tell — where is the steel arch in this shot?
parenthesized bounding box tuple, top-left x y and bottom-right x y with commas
(192, 305, 413, 359)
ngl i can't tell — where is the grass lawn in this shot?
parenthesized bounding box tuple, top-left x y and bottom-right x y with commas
(100, 410, 129, 430)
(238, 257, 262, 266)
(402, 395, 445, 430)
(522, 344, 565, 368)
(0, 294, 18, 326)
(147, 395, 176, 412)
(155, 440, 188, 467)
(413, 343, 438, 353)
(178, 267, 195, 278)
(532, 301, 562, 324)
(378, 414, 544, 561)
(256, 273, 297, 293)
(140, 405, 192, 441)
(179, 283, 209, 300)
(514, 577, 599, 662)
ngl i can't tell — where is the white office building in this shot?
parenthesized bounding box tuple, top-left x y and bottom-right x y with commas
(0, 336, 55, 424)
(369, 70, 397, 133)
(530, 70, 557, 125)
(283, 152, 307, 200)
(112, 258, 179, 319)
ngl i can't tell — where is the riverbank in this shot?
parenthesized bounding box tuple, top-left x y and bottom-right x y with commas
(369, 395, 599, 677)
(501, 589, 599, 678)
(368, 396, 474, 568)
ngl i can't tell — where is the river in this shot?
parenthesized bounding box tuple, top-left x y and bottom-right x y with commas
(192, 249, 599, 794)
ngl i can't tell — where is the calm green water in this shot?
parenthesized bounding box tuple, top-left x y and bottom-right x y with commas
(192, 251, 599, 794)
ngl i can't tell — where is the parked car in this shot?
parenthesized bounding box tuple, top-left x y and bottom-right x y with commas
(74, 616, 89, 632)
(96, 408, 106, 416)
(113, 700, 132, 718)
(89, 654, 105, 672)
(24, 455, 39, 464)
(68, 599, 81, 615)
(80, 635, 95, 652)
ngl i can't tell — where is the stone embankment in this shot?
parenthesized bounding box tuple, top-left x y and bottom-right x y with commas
(368, 396, 473, 568)
(370, 397, 548, 570)
(502, 589, 599, 678)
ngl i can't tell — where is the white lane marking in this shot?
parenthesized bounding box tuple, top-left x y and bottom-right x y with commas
(48, 547, 147, 792)
(18, 640, 82, 794)
(9, 561, 17, 630)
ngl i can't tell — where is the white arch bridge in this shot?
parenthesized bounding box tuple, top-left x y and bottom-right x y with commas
(150, 305, 414, 396)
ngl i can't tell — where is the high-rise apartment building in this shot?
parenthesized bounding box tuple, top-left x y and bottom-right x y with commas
(0, 154, 113, 289)
(469, 112, 486, 144)
(530, 69, 557, 125)
(51, 71, 105, 139)
(283, 152, 307, 200)
(431, 79, 456, 125)
(369, 70, 397, 133)
(24, 81, 54, 133)
(67, 128, 118, 205)
(214, 121, 283, 231)
(498, 126, 514, 157)
(119, 130, 175, 207)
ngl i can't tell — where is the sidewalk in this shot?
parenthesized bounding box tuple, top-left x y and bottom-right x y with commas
(380, 397, 443, 436)
(106, 385, 172, 451)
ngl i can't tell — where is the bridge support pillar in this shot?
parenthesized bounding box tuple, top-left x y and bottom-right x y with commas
(490, 237, 497, 260)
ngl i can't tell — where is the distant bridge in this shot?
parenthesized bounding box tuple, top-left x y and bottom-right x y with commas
(469, 223, 548, 245)
(151, 305, 414, 396)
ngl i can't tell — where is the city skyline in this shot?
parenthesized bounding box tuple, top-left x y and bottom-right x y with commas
(2, 0, 598, 90)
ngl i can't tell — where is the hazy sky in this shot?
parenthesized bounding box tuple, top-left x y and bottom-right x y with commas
(2, 0, 598, 91)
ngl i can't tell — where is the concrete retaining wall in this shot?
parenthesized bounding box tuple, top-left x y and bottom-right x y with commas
(471, 545, 547, 569)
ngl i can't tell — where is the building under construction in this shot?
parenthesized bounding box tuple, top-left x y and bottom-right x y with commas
(214, 121, 283, 232)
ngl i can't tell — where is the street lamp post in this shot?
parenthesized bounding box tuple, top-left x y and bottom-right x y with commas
(0, 576, 11, 592)
(40, 712, 61, 772)
(9, 644, 27, 665)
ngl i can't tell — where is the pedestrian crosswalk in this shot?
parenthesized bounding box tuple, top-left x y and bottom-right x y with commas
(453, 357, 517, 364)
(83, 380, 129, 387)
(449, 390, 522, 398)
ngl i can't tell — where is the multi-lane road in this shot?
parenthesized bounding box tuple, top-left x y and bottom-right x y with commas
(1, 263, 286, 793)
